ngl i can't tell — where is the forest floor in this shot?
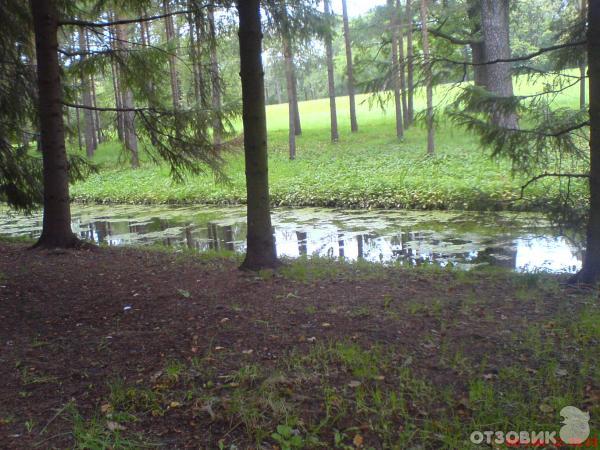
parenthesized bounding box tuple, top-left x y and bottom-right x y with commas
(0, 241, 598, 449)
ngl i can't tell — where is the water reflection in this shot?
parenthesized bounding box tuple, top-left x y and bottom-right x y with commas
(0, 205, 584, 273)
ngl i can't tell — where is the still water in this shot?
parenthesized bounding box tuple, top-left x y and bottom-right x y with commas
(0, 205, 583, 273)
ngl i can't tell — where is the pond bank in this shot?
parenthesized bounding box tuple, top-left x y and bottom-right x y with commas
(0, 242, 597, 448)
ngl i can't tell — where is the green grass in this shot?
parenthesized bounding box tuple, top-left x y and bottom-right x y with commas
(71, 75, 588, 211)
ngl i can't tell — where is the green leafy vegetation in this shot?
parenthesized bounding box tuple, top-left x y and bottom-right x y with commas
(72, 83, 588, 211)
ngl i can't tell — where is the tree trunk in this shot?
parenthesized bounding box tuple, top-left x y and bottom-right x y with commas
(78, 27, 97, 158)
(163, 0, 181, 110)
(208, 6, 223, 148)
(109, 23, 124, 142)
(397, 0, 409, 129)
(194, 10, 210, 109)
(342, 0, 358, 132)
(467, 1, 487, 87)
(114, 18, 139, 168)
(291, 72, 301, 135)
(389, 0, 404, 139)
(406, 0, 415, 125)
(237, 0, 280, 270)
(324, 0, 339, 142)
(30, 0, 78, 248)
(580, 0, 587, 110)
(573, 0, 600, 284)
(481, 0, 517, 128)
(85, 29, 102, 144)
(283, 31, 297, 160)
(420, 0, 435, 155)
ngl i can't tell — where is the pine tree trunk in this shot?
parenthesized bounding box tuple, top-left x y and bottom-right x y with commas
(397, 0, 409, 129)
(85, 29, 102, 144)
(481, 0, 517, 128)
(163, 0, 181, 110)
(208, 6, 223, 147)
(573, 0, 600, 284)
(30, 0, 78, 248)
(114, 18, 139, 168)
(292, 71, 302, 135)
(324, 0, 339, 142)
(237, 0, 279, 270)
(283, 31, 297, 160)
(467, 1, 487, 87)
(78, 27, 97, 158)
(580, 0, 587, 110)
(194, 10, 210, 109)
(109, 23, 124, 142)
(406, 0, 415, 125)
(342, 0, 358, 132)
(389, 0, 403, 139)
(420, 0, 435, 155)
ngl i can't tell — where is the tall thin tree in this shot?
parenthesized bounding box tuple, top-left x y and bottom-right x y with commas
(237, 0, 279, 270)
(397, 0, 409, 128)
(420, 0, 435, 154)
(282, 29, 297, 160)
(341, 0, 358, 132)
(207, 6, 223, 147)
(406, 0, 415, 124)
(163, 0, 181, 110)
(389, 0, 403, 139)
(579, 0, 587, 110)
(324, 0, 339, 142)
(78, 27, 97, 157)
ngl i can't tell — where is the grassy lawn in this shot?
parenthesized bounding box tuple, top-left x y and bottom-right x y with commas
(71, 75, 589, 211)
(0, 242, 598, 448)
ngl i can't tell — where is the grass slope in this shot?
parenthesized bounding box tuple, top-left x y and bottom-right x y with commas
(71, 77, 588, 211)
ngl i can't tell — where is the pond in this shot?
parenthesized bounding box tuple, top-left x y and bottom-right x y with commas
(0, 204, 583, 273)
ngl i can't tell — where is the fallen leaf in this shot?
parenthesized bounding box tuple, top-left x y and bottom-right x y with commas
(353, 433, 364, 447)
(106, 421, 126, 431)
(321, 322, 332, 328)
(348, 380, 362, 388)
(169, 401, 181, 408)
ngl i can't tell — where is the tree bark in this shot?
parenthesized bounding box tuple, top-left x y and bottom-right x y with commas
(114, 17, 139, 168)
(342, 0, 358, 132)
(406, 0, 415, 125)
(324, 0, 339, 142)
(208, 6, 223, 147)
(573, 0, 600, 284)
(85, 29, 103, 144)
(420, 0, 435, 155)
(481, 0, 518, 128)
(283, 31, 297, 160)
(109, 21, 125, 142)
(579, 0, 587, 110)
(237, 0, 279, 270)
(163, 0, 181, 110)
(397, 0, 409, 129)
(30, 0, 79, 248)
(292, 70, 302, 135)
(467, 0, 487, 88)
(78, 27, 97, 158)
(389, 0, 404, 139)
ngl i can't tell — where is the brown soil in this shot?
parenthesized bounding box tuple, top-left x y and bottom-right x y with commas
(0, 242, 595, 449)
